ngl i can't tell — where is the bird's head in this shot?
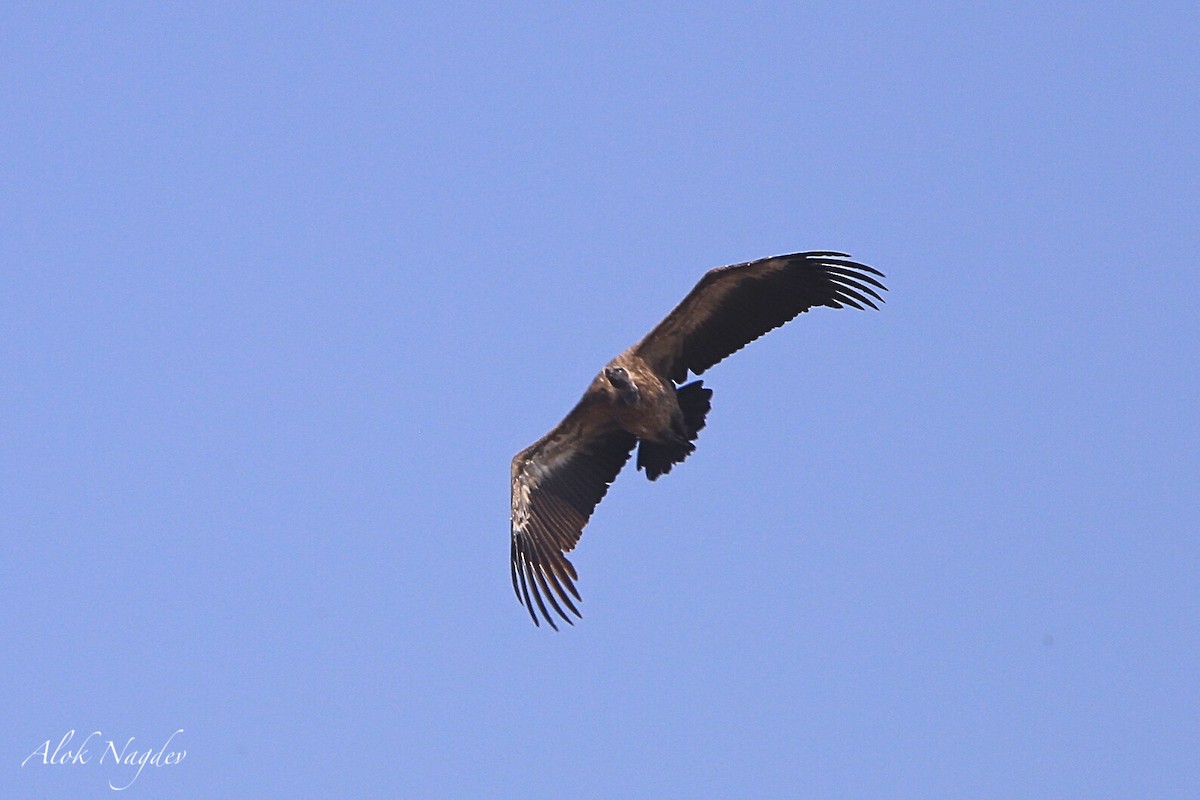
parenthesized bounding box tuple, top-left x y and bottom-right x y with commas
(604, 365, 640, 405)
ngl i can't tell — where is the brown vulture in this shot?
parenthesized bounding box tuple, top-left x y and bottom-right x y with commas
(510, 251, 886, 628)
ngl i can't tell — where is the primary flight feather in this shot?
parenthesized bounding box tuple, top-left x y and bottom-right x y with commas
(510, 251, 886, 629)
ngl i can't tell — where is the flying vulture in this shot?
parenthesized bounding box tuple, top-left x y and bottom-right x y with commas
(510, 251, 886, 629)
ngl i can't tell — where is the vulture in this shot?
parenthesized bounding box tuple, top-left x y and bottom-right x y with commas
(510, 251, 886, 629)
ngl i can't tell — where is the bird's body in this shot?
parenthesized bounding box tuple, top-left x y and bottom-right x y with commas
(511, 251, 886, 628)
(605, 355, 686, 442)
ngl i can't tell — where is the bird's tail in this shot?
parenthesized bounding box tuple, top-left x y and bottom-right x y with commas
(637, 381, 713, 481)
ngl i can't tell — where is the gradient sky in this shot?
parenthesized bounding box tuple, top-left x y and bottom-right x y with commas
(4, 3, 1197, 798)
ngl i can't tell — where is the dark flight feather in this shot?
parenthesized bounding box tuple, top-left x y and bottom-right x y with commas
(511, 396, 637, 629)
(635, 252, 885, 383)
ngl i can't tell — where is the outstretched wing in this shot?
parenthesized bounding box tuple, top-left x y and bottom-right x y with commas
(511, 394, 637, 630)
(634, 252, 886, 383)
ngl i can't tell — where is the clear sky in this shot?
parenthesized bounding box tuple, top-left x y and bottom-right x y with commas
(3, 3, 1197, 798)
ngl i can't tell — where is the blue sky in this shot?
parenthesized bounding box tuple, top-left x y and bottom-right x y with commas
(3, 3, 1197, 797)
